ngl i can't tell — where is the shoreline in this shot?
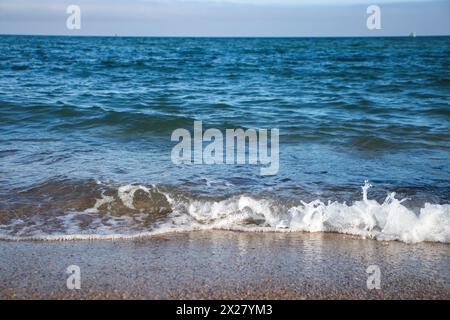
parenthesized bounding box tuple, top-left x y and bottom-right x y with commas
(0, 230, 449, 299)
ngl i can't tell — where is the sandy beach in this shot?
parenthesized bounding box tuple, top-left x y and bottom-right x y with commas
(0, 231, 448, 299)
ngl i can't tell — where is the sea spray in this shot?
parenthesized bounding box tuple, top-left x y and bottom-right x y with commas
(0, 182, 448, 244)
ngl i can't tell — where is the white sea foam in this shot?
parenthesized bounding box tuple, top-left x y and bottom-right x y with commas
(0, 181, 448, 243)
(117, 184, 151, 209)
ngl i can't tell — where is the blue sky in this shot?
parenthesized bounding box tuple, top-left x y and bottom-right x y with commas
(0, 0, 449, 36)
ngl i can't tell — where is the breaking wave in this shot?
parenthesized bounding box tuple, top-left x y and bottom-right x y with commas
(0, 181, 448, 243)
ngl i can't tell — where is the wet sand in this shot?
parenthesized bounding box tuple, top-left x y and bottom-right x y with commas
(0, 231, 448, 299)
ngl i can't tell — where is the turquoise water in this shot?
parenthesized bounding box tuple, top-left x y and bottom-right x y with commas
(0, 36, 449, 241)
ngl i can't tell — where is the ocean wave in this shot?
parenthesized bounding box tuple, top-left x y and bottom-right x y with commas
(0, 181, 448, 244)
(0, 101, 196, 134)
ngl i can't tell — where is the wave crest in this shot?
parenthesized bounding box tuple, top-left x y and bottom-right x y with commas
(0, 181, 448, 244)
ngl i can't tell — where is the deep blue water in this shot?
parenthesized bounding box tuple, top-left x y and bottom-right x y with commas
(0, 36, 449, 240)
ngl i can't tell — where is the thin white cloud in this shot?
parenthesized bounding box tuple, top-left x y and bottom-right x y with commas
(0, 0, 448, 36)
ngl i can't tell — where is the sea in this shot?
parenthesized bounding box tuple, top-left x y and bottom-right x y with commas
(0, 35, 449, 243)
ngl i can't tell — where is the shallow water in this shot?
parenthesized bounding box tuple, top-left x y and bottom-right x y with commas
(0, 36, 449, 242)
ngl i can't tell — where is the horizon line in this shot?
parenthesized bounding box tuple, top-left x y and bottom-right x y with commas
(1, 33, 449, 38)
